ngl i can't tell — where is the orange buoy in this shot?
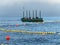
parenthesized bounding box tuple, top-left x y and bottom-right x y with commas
(6, 36, 10, 41)
(16, 24, 19, 27)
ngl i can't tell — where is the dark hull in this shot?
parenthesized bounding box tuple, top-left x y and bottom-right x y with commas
(21, 18, 43, 22)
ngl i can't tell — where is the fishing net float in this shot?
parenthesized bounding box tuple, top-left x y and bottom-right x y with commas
(0, 28, 60, 35)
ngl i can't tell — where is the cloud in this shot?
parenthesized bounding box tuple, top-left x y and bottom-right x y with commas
(0, 0, 60, 6)
(28, 0, 60, 4)
(40, 0, 60, 4)
(49, 0, 60, 3)
(0, 0, 60, 17)
(0, 0, 30, 6)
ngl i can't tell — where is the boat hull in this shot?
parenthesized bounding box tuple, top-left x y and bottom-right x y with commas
(21, 18, 43, 22)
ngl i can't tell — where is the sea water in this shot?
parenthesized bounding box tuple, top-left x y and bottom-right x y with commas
(0, 17, 60, 45)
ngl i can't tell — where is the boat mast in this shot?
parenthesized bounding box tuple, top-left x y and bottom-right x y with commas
(22, 7, 25, 18)
(26, 10, 28, 18)
(33, 10, 34, 19)
(29, 10, 31, 19)
(39, 11, 41, 18)
(36, 10, 37, 17)
(23, 11, 24, 18)
(35, 10, 38, 18)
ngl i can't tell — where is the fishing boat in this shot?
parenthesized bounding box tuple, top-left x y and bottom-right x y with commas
(21, 10, 43, 22)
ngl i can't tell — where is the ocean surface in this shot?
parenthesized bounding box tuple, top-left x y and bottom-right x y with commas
(0, 17, 60, 45)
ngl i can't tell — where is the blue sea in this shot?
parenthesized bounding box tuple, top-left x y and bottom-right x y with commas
(0, 17, 60, 45)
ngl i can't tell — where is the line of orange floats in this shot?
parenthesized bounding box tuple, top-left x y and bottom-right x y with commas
(0, 28, 57, 35)
(0, 28, 60, 35)
(4, 30, 56, 35)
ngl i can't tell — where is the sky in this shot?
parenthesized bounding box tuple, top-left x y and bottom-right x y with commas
(0, 0, 60, 17)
